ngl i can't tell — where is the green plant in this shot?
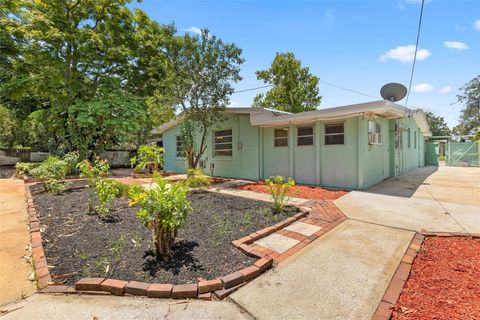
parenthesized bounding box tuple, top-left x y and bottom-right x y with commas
(63, 151, 80, 176)
(185, 169, 212, 188)
(30, 156, 71, 194)
(130, 145, 164, 174)
(265, 176, 295, 214)
(14, 162, 39, 176)
(94, 179, 120, 215)
(77, 158, 110, 212)
(213, 214, 232, 241)
(129, 179, 191, 259)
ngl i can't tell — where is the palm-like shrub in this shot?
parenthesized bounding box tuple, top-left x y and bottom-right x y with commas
(265, 176, 295, 213)
(130, 145, 164, 174)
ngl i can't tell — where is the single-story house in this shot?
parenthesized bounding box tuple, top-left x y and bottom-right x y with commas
(154, 100, 432, 190)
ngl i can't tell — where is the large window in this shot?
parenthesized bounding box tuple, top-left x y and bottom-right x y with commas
(175, 136, 184, 157)
(324, 123, 344, 145)
(368, 121, 382, 145)
(297, 126, 314, 146)
(274, 128, 288, 147)
(214, 129, 233, 157)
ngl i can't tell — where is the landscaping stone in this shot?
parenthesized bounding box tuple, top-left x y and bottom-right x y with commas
(99, 279, 128, 296)
(198, 279, 222, 293)
(75, 278, 105, 291)
(254, 257, 273, 271)
(147, 284, 173, 298)
(254, 233, 300, 253)
(239, 265, 261, 281)
(284, 221, 322, 236)
(220, 272, 244, 289)
(125, 281, 150, 296)
(172, 284, 198, 299)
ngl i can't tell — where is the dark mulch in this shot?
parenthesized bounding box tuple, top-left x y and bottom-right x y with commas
(392, 236, 480, 320)
(31, 182, 296, 285)
(0, 166, 15, 179)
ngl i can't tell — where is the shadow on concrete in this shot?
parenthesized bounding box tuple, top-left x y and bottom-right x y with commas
(365, 166, 439, 198)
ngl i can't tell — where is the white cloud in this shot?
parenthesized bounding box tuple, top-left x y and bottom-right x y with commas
(444, 41, 469, 50)
(413, 83, 435, 92)
(380, 45, 431, 63)
(474, 19, 480, 31)
(440, 86, 452, 94)
(185, 26, 202, 35)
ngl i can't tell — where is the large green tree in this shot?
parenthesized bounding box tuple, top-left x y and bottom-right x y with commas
(425, 111, 451, 136)
(0, 0, 177, 154)
(170, 30, 244, 169)
(253, 52, 321, 113)
(454, 75, 480, 135)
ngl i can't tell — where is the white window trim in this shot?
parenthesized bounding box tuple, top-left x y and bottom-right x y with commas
(273, 128, 289, 148)
(324, 123, 345, 146)
(175, 135, 185, 158)
(368, 121, 382, 145)
(213, 128, 233, 157)
(297, 126, 314, 146)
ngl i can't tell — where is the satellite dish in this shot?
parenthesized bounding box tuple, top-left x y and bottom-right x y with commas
(380, 83, 407, 102)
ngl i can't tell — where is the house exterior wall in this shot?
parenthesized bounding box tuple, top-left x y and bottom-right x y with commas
(362, 117, 391, 189)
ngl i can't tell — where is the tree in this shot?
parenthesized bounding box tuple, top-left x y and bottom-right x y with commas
(253, 52, 321, 113)
(168, 30, 244, 169)
(0, 105, 18, 148)
(425, 111, 451, 136)
(455, 75, 480, 135)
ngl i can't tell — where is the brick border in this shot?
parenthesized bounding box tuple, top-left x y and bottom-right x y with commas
(25, 182, 347, 300)
(372, 231, 480, 320)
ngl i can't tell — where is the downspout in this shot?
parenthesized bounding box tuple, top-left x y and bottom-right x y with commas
(259, 127, 263, 180)
(289, 123, 295, 179)
(357, 115, 365, 190)
(315, 121, 321, 186)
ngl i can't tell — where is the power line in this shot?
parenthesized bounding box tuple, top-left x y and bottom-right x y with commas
(233, 85, 272, 93)
(404, 0, 425, 108)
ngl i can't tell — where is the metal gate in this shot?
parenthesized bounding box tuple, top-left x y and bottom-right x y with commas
(445, 141, 479, 167)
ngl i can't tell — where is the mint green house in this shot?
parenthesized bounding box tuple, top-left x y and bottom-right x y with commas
(155, 100, 431, 190)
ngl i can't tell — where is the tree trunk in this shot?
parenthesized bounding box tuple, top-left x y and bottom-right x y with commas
(154, 225, 174, 259)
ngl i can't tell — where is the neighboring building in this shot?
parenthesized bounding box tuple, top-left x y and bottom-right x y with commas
(154, 100, 431, 190)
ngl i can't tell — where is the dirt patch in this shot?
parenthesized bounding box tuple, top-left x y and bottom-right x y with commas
(31, 183, 296, 285)
(238, 181, 349, 201)
(392, 236, 480, 319)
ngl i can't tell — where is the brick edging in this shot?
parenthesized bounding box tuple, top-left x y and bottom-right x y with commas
(372, 231, 480, 320)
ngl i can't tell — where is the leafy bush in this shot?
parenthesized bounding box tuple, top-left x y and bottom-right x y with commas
(77, 158, 110, 212)
(14, 162, 39, 176)
(130, 145, 164, 174)
(94, 179, 121, 215)
(0, 105, 18, 148)
(185, 169, 212, 188)
(129, 179, 191, 258)
(265, 176, 295, 213)
(30, 156, 71, 194)
(63, 151, 80, 175)
(22, 109, 51, 151)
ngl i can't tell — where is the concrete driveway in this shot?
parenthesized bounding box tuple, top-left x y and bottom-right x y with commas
(335, 166, 480, 234)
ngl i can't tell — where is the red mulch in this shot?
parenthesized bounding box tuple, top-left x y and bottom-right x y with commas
(392, 236, 480, 320)
(238, 182, 349, 201)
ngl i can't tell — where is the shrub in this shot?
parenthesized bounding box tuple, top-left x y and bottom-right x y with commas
(265, 176, 295, 214)
(63, 151, 80, 175)
(30, 156, 71, 194)
(94, 178, 122, 215)
(77, 158, 110, 212)
(130, 145, 164, 174)
(14, 162, 39, 176)
(185, 169, 212, 188)
(129, 179, 191, 259)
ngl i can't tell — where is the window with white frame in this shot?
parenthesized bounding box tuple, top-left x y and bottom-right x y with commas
(175, 136, 184, 157)
(368, 121, 382, 145)
(274, 128, 288, 147)
(297, 126, 314, 146)
(214, 129, 233, 157)
(325, 123, 344, 145)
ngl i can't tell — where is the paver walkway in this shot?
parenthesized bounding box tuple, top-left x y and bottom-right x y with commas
(0, 179, 35, 305)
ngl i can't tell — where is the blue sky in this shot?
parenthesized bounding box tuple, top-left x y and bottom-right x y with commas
(131, 0, 480, 128)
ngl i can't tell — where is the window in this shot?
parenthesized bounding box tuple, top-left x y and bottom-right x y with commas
(274, 128, 288, 147)
(407, 128, 411, 148)
(324, 123, 344, 145)
(214, 129, 233, 157)
(175, 136, 184, 157)
(368, 121, 382, 145)
(297, 126, 314, 146)
(414, 130, 417, 149)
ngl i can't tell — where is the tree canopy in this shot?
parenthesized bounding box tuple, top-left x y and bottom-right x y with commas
(424, 111, 451, 137)
(253, 52, 321, 113)
(454, 75, 480, 136)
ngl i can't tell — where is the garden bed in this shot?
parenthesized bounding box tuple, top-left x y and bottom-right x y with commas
(31, 182, 297, 286)
(392, 236, 480, 319)
(238, 181, 349, 201)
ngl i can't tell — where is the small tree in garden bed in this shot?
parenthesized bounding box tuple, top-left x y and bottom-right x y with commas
(77, 158, 110, 213)
(130, 145, 164, 174)
(30, 156, 71, 194)
(265, 176, 295, 214)
(129, 179, 191, 259)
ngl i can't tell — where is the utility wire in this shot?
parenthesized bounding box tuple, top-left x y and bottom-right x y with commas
(404, 0, 425, 108)
(233, 85, 273, 93)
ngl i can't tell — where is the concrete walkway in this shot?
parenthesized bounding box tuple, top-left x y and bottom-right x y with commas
(230, 220, 414, 320)
(0, 179, 36, 306)
(335, 166, 480, 233)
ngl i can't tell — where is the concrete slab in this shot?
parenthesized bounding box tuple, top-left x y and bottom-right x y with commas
(284, 221, 321, 236)
(254, 233, 300, 254)
(231, 220, 414, 320)
(0, 293, 250, 320)
(0, 179, 36, 306)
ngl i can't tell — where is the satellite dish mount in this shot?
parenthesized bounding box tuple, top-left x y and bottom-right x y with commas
(380, 83, 407, 102)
